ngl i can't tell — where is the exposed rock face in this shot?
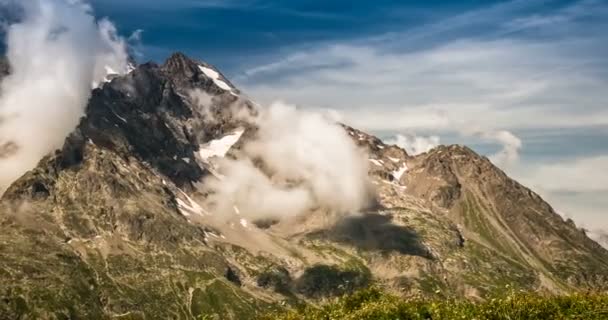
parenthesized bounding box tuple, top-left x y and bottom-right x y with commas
(75, 53, 250, 189)
(1, 53, 607, 319)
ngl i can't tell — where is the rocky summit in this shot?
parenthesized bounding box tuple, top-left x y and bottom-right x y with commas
(1, 53, 607, 320)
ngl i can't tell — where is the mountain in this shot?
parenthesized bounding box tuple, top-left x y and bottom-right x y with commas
(1, 53, 607, 319)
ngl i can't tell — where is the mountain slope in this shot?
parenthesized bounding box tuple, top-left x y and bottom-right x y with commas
(1, 53, 607, 319)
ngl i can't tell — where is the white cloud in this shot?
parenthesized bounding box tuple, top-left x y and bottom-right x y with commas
(520, 156, 608, 194)
(0, 0, 129, 192)
(236, 0, 608, 244)
(385, 134, 440, 156)
(512, 155, 608, 247)
(239, 39, 608, 132)
(128, 28, 144, 42)
(237, 2, 608, 134)
(475, 130, 522, 168)
(502, 0, 608, 34)
(202, 101, 373, 221)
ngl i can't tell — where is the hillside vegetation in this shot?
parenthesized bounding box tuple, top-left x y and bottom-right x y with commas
(259, 287, 608, 320)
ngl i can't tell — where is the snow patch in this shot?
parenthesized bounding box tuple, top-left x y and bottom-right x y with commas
(392, 164, 408, 181)
(92, 64, 130, 88)
(111, 110, 127, 123)
(198, 65, 233, 91)
(176, 189, 208, 217)
(388, 156, 400, 163)
(368, 159, 383, 167)
(207, 166, 226, 180)
(104, 65, 118, 76)
(205, 231, 225, 239)
(99, 65, 119, 86)
(199, 129, 245, 160)
(240, 218, 248, 228)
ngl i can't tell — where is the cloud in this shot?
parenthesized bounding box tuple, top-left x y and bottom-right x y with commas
(521, 155, 608, 194)
(472, 130, 522, 168)
(201, 101, 373, 221)
(501, 0, 608, 34)
(239, 38, 608, 132)
(513, 155, 608, 246)
(0, 1, 22, 36)
(128, 28, 144, 42)
(235, 0, 608, 243)
(91, 0, 259, 12)
(0, 0, 129, 192)
(237, 1, 608, 135)
(385, 134, 440, 156)
(126, 28, 144, 58)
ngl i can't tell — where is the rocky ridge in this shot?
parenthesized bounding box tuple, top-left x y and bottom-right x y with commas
(1, 53, 607, 319)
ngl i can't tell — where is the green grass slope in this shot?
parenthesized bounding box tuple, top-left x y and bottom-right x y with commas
(260, 287, 608, 320)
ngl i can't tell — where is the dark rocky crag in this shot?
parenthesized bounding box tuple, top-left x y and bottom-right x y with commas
(1, 53, 607, 319)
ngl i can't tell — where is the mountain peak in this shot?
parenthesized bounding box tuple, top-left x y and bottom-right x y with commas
(163, 52, 201, 74)
(2, 52, 608, 319)
(430, 144, 483, 159)
(159, 52, 237, 95)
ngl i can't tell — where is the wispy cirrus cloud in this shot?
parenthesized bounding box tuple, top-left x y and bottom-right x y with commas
(237, 0, 608, 142)
(502, 0, 608, 34)
(239, 38, 608, 131)
(91, 0, 257, 10)
(236, 0, 608, 241)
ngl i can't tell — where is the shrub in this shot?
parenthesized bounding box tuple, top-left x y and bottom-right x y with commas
(294, 264, 371, 299)
(259, 287, 608, 320)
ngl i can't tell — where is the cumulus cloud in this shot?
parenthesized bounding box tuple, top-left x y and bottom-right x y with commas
(0, 0, 129, 192)
(486, 131, 522, 167)
(236, 1, 607, 136)
(385, 134, 440, 156)
(202, 101, 373, 221)
(236, 0, 608, 240)
(467, 129, 522, 168)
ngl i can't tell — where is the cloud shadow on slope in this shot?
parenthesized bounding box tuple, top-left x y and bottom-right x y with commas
(308, 213, 432, 259)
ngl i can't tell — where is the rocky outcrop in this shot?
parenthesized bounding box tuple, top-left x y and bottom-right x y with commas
(1, 53, 607, 319)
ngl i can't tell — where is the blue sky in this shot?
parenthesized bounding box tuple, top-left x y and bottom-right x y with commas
(91, 0, 477, 69)
(90, 0, 607, 235)
(91, 0, 595, 73)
